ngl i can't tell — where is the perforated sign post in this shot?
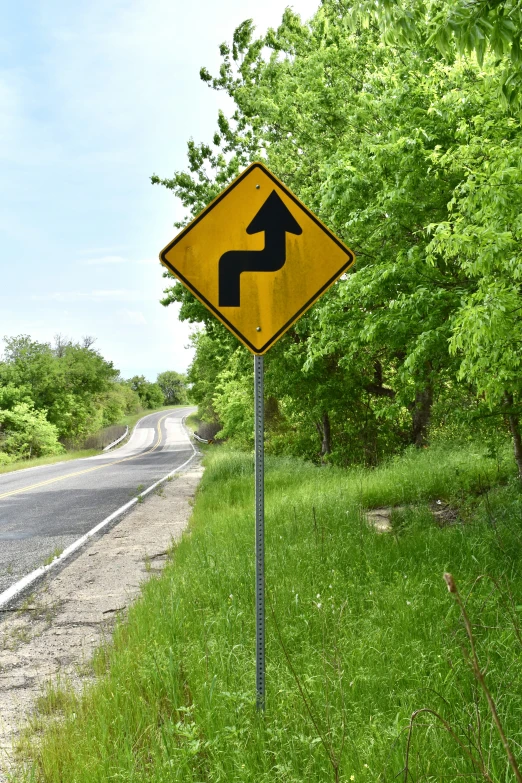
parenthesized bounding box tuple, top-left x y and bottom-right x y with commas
(160, 162, 355, 709)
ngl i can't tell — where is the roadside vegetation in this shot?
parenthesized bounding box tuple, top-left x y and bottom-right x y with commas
(0, 335, 189, 469)
(154, 0, 522, 483)
(16, 444, 522, 781)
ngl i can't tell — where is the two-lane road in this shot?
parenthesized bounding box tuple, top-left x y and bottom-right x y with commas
(0, 407, 196, 596)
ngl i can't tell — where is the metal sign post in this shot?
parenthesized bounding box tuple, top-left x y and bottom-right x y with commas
(159, 161, 355, 711)
(254, 354, 265, 710)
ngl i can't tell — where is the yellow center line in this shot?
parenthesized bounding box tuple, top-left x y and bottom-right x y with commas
(0, 413, 172, 502)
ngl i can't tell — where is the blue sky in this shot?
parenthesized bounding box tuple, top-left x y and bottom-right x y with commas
(0, 0, 318, 380)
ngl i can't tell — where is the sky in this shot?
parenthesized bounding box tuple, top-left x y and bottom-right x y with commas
(0, 0, 319, 380)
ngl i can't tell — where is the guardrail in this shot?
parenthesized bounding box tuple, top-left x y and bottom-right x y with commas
(103, 426, 129, 452)
(192, 432, 214, 445)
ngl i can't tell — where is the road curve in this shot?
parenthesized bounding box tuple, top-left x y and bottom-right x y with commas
(0, 407, 196, 595)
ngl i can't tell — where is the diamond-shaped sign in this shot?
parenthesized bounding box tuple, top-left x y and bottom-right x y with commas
(159, 162, 355, 354)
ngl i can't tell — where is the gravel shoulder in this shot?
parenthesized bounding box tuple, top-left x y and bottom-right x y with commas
(0, 458, 204, 781)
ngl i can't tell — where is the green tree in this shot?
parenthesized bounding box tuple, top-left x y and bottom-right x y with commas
(128, 376, 165, 409)
(186, 330, 238, 424)
(351, 0, 522, 104)
(155, 3, 521, 469)
(424, 91, 522, 475)
(1, 335, 120, 440)
(100, 382, 142, 427)
(0, 402, 63, 459)
(155, 10, 464, 457)
(156, 371, 188, 405)
(0, 383, 32, 410)
(0, 335, 148, 457)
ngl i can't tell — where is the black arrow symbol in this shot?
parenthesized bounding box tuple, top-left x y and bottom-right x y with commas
(219, 190, 303, 307)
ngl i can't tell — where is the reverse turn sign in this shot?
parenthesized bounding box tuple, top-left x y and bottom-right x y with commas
(159, 162, 355, 354)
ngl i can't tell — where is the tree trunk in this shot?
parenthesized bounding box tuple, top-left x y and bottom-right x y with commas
(315, 412, 332, 459)
(411, 384, 433, 448)
(505, 393, 522, 480)
(365, 360, 395, 398)
(321, 412, 331, 456)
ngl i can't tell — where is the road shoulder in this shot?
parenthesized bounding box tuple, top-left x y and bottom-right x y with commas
(0, 458, 204, 780)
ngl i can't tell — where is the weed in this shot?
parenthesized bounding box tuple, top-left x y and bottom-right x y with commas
(75, 660, 95, 678)
(43, 548, 63, 567)
(17, 594, 36, 614)
(7, 625, 31, 648)
(35, 681, 77, 717)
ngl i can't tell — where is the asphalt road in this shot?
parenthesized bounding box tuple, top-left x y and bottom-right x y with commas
(0, 407, 196, 595)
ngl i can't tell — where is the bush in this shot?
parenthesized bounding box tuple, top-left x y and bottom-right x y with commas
(0, 403, 64, 459)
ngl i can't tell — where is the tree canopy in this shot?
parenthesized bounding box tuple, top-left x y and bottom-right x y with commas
(0, 335, 189, 463)
(154, 0, 522, 475)
(156, 371, 188, 405)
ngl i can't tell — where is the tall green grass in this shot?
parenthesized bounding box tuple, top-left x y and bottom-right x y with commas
(15, 443, 522, 782)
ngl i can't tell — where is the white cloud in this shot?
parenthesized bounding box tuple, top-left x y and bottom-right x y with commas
(80, 255, 159, 266)
(30, 289, 154, 302)
(121, 309, 147, 325)
(81, 255, 126, 265)
(76, 247, 123, 255)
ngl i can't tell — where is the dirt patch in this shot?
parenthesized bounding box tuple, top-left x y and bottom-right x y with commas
(0, 460, 203, 781)
(365, 502, 459, 532)
(430, 500, 459, 527)
(365, 507, 396, 532)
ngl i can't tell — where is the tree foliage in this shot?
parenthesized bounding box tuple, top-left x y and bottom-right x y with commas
(156, 371, 188, 405)
(154, 1, 522, 472)
(351, 0, 522, 104)
(0, 403, 63, 459)
(127, 376, 165, 410)
(0, 335, 184, 463)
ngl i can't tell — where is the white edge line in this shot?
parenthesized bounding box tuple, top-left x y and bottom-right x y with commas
(0, 417, 200, 610)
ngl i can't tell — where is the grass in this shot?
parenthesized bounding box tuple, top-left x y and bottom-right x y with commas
(0, 405, 192, 476)
(34, 681, 77, 718)
(42, 548, 64, 567)
(185, 412, 201, 433)
(0, 449, 101, 475)
(14, 441, 522, 782)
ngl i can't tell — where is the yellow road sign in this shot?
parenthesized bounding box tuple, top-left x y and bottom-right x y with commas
(159, 162, 355, 354)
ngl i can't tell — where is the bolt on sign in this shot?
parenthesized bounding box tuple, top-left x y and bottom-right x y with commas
(159, 162, 355, 710)
(159, 162, 355, 354)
